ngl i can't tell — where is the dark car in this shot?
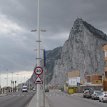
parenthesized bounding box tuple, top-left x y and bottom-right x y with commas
(83, 88, 93, 98)
(83, 90, 91, 98)
(45, 88, 49, 92)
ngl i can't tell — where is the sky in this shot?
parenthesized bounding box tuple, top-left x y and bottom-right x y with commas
(0, 71, 32, 87)
(0, 0, 107, 86)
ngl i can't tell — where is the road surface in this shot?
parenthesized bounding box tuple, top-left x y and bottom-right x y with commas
(0, 91, 35, 107)
(46, 90, 107, 107)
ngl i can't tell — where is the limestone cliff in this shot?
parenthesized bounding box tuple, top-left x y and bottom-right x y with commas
(50, 18, 107, 86)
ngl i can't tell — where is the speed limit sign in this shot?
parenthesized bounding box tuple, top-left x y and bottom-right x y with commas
(34, 66, 43, 75)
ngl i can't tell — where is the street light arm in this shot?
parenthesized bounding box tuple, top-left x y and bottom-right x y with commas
(31, 29, 46, 32)
(31, 29, 37, 32)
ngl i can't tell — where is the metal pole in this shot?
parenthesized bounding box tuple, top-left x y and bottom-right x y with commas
(16, 73, 19, 91)
(43, 67, 45, 107)
(0, 72, 1, 87)
(12, 72, 13, 92)
(42, 49, 46, 107)
(36, 0, 41, 107)
(0, 71, 1, 94)
(7, 73, 8, 87)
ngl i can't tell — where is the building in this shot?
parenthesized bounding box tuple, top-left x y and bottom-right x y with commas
(103, 45, 107, 79)
(85, 74, 102, 84)
(102, 45, 107, 91)
(66, 70, 80, 87)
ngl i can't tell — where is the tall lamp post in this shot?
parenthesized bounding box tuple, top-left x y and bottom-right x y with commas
(16, 73, 19, 91)
(11, 72, 13, 92)
(31, 0, 46, 107)
(36, 0, 41, 107)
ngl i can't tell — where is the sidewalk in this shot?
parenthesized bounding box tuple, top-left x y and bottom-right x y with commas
(71, 93, 83, 97)
(27, 94, 50, 107)
(0, 94, 7, 97)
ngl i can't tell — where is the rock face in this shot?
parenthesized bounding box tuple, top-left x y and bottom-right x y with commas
(45, 47, 62, 83)
(50, 18, 107, 86)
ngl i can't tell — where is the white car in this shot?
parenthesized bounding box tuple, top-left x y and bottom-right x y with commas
(33, 88, 36, 91)
(99, 92, 107, 103)
(91, 90, 102, 100)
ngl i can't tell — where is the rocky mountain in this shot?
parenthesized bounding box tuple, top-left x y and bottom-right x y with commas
(30, 18, 107, 86)
(49, 18, 107, 86)
(45, 47, 62, 83)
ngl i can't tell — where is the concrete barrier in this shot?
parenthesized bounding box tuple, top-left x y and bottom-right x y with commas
(27, 94, 50, 107)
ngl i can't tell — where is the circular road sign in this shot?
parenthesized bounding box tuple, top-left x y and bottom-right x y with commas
(34, 66, 43, 75)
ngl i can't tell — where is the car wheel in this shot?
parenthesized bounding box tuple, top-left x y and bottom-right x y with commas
(101, 98, 103, 102)
(102, 99, 105, 103)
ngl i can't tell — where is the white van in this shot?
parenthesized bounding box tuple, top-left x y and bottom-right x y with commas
(22, 85, 28, 92)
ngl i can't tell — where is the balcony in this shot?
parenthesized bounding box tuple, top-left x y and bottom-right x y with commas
(105, 57, 107, 60)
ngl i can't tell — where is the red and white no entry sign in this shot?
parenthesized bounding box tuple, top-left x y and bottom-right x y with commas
(34, 66, 43, 75)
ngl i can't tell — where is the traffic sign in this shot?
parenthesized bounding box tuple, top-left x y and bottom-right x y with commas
(35, 76, 43, 84)
(34, 66, 43, 75)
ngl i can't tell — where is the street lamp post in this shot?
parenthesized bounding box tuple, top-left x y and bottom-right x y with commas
(16, 73, 19, 91)
(11, 72, 13, 92)
(6, 69, 8, 87)
(32, 0, 46, 107)
(36, 0, 41, 107)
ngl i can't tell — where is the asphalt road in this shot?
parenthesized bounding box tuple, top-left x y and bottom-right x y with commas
(0, 91, 35, 107)
(47, 90, 107, 107)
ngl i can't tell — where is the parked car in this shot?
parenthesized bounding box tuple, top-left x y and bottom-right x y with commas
(83, 88, 94, 93)
(99, 92, 107, 103)
(33, 88, 36, 91)
(83, 88, 93, 98)
(83, 90, 91, 98)
(45, 88, 49, 92)
(91, 90, 102, 100)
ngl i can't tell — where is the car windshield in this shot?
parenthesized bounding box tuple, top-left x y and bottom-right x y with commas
(23, 87, 27, 89)
(95, 91, 102, 95)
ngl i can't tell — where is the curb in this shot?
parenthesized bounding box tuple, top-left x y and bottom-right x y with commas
(71, 93, 82, 97)
(26, 93, 36, 107)
(27, 94, 50, 107)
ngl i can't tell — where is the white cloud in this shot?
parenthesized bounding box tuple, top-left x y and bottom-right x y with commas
(0, 13, 25, 36)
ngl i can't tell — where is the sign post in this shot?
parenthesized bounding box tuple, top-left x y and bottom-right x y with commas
(34, 66, 43, 84)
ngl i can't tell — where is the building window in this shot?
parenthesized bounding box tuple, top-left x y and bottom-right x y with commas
(105, 51, 107, 57)
(105, 72, 107, 78)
